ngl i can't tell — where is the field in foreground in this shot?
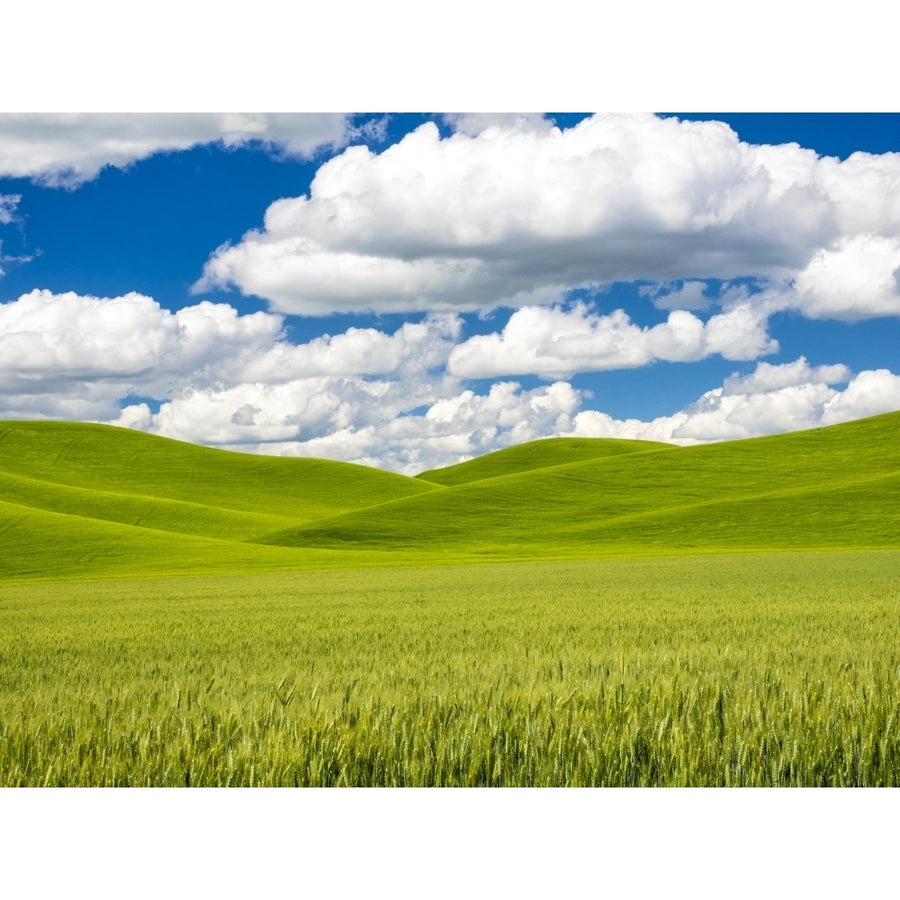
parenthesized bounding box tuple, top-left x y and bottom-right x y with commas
(3, 552, 899, 787)
(2, 416, 899, 786)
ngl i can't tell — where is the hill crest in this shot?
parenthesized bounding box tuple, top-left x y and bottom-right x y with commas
(415, 436, 670, 486)
(2, 413, 899, 579)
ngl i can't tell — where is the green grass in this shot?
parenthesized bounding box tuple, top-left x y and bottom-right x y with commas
(0, 420, 439, 579)
(266, 411, 900, 557)
(2, 415, 900, 786)
(0, 419, 436, 521)
(4, 412, 898, 579)
(415, 436, 668, 486)
(2, 552, 898, 786)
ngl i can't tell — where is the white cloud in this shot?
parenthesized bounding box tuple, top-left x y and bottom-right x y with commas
(140, 367, 463, 452)
(821, 369, 900, 424)
(108, 354, 900, 476)
(790, 234, 900, 320)
(235, 315, 462, 383)
(195, 113, 900, 318)
(0, 291, 282, 409)
(671, 382, 841, 441)
(570, 357, 898, 445)
(130, 379, 582, 474)
(447, 300, 777, 379)
(0, 291, 463, 424)
(0, 289, 579, 472)
(721, 357, 851, 395)
(4, 289, 898, 475)
(0, 290, 475, 470)
(0, 193, 20, 224)
(0, 196, 21, 277)
(815, 150, 900, 236)
(0, 292, 463, 402)
(0, 114, 351, 187)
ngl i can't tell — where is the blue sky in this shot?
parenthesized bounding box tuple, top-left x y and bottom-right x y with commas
(1, 112, 899, 472)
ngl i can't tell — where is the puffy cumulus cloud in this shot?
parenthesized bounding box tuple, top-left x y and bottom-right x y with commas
(0, 291, 464, 391)
(0, 290, 282, 411)
(393, 380, 581, 472)
(814, 150, 900, 236)
(1, 289, 183, 391)
(4, 285, 897, 475)
(123, 379, 582, 474)
(195, 238, 560, 316)
(670, 383, 840, 442)
(446, 300, 777, 379)
(141, 377, 402, 448)
(210, 358, 892, 473)
(567, 409, 687, 445)
(195, 113, 900, 318)
(569, 357, 899, 445)
(1, 288, 506, 471)
(0, 290, 462, 424)
(720, 357, 851, 395)
(821, 369, 900, 424)
(424, 380, 579, 435)
(790, 235, 900, 320)
(236, 315, 462, 383)
(0, 114, 351, 187)
(700, 296, 782, 361)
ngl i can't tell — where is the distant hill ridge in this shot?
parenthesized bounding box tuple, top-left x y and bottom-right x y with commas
(1, 413, 899, 579)
(415, 436, 669, 486)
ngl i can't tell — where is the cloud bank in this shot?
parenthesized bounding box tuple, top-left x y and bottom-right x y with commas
(3, 289, 898, 473)
(570, 357, 900, 445)
(196, 114, 900, 322)
(447, 300, 777, 379)
(0, 114, 352, 187)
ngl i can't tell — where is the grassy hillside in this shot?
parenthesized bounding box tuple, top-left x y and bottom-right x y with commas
(2, 412, 900, 579)
(0, 420, 436, 520)
(416, 436, 668, 486)
(266, 411, 900, 557)
(0, 420, 438, 579)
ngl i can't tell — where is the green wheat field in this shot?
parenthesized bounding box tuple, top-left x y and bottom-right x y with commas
(2, 413, 899, 786)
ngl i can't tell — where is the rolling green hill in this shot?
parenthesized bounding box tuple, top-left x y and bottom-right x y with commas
(2, 412, 899, 579)
(415, 436, 668, 486)
(0, 420, 436, 521)
(265, 411, 900, 557)
(0, 420, 438, 579)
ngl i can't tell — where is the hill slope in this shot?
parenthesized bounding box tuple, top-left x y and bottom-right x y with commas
(0, 420, 438, 578)
(415, 437, 668, 486)
(0, 421, 436, 521)
(265, 412, 900, 558)
(2, 413, 899, 579)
